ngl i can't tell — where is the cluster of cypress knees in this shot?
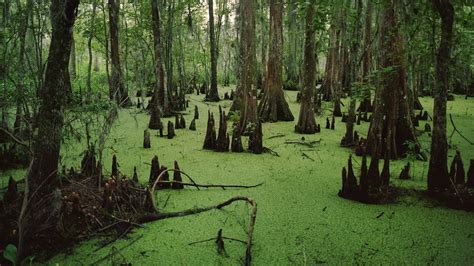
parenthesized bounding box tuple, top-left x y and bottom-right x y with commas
(0, 152, 187, 250)
(143, 106, 201, 148)
(339, 152, 474, 203)
(203, 106, 263, 154)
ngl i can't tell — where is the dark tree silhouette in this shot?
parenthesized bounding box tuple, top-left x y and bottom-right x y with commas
(428, 0, 454, 192)
(17, 0, 80, 261)
(258, 0, 293, 122)
(295, 0, 318, 134)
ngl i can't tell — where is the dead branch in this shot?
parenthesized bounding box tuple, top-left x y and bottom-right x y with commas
(301, 152, 315, 161)
(155, 180, 264, 190)
(284, 139, 321, 148)
(449, 114, 474, 145)
(188, 236, 246, 245)
(137, 196, 257, 265)
(0, 128, 32, 153)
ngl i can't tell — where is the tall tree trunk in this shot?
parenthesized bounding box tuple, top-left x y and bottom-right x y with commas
(428, 0, 454, 192)
(343, 0, 362, 146)
(108, 0, 130, 106)
(238, 0, 258, 134)
(285, 0, 298, 86)
(165, 1, 174, 109)
(17, 0, 80, 261)
(258, 0, 293, 122)
(359, 0, 373, 112)
(86, 0, 97, 103)
(295, 0, 318, 134)
(322, 25, 336, 101)
(13, 0, 33, 135)
(150, 0, 170, 118)
(206, 0, 220, 101)
(366, 0, 418, 159)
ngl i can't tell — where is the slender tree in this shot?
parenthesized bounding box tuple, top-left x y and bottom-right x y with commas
(206, 0, 220, 101)
(428, 0, 454, 192)
(108, 0, 131, 106)
(295, 0, 318, 134)
(151, 0, 171, 118)
(86, 0, 98, 102)
(342, 0, 362, 146)
(258, 0, 293, 122)
(17, 0, 80, 261)
(359, 0, 373, 112)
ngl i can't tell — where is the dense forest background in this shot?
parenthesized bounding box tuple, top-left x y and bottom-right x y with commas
(1, 0, 474, 264)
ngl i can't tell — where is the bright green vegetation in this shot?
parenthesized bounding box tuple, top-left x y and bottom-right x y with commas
(3, 88, 472, 264)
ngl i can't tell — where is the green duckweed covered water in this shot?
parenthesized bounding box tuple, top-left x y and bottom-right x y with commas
(2, 89, 474, 265)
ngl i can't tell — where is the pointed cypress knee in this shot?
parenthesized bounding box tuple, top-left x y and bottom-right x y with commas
(454, 151, 465, 185)
(216, 106, 229, 152)
(167, 121, 176, 139)
(331, 116, 335, 130)
(248, 122, 263, 154)
(231, 124, 244, 152)
(399, 162, 411, 180)
(179, 115, 186, 129)
(367, 153, 381, 190)
(203, 111, 217, 150)
(159, 122, 164, 137)
(466, 159, 474, 188)
(326, 118, 330, 129)
(424, 123, 431, 133)
(172, 161, 184, 189)
(189, 118, 196, 131)
(353, 131, 359, 144)
(339, 167, 348, 197)
(149, 156, 160, 186)
(132, 166, 139, 183)
(144, 129, 151, 148)
(347, 155, 358, 195)
(194, 106, 199, 120)
(158, 166, 170, 189)
(112, 155, 118, 177)
(174, 114, 181, 129)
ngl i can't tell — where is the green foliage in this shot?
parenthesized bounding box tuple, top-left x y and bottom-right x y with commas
(3, 244, 17, 265)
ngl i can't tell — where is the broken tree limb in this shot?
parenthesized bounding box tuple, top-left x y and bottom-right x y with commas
(449, 114, 474, 145)
(155, 181, 264, 190)
(137, 196, 257, 265)
(284, 139, 321, 148)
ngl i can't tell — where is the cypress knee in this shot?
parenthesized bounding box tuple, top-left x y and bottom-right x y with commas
(216, 106, 229, 152)
(172, 161, 184, 189)
(203, 111, 217, 150)
(144, 129, 151, 148)
(179, 115, 186, 129)
(248, 122, 263, 154)
(158, 166, 170, 189)
(112, 155, 118, 177)
(194, 106, 199, 120)
(149, 156, 160, 185)
(167, 121, 175, 139)
(189, 118, 196, 131)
